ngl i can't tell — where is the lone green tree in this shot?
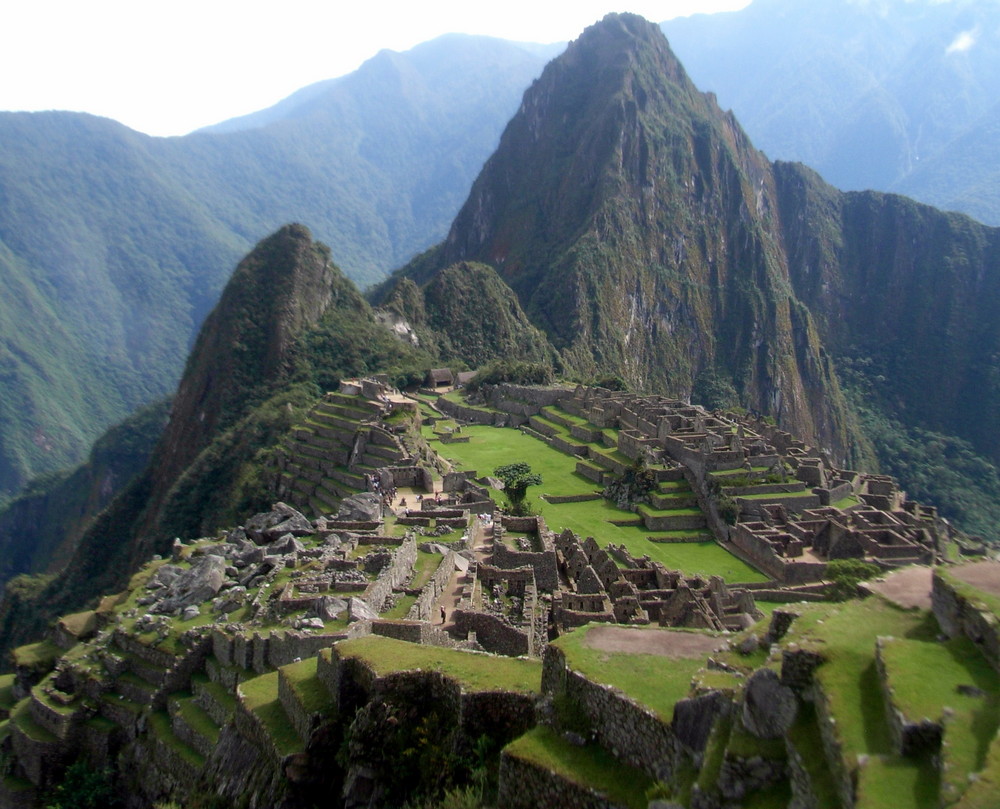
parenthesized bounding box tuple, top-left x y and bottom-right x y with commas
(494, 462, 542, 515)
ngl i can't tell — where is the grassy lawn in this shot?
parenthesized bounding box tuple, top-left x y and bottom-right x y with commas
(504, 725, 653, 809)
(879, 635, 1000, 801)
(786, 598, 938, 758)
(334, 635, 540, 694)
(383, 594, 417, 619)
(0, 674, 16, 713)
(148, 710, 206, 768)
(238, 671, 304, 756)
(429, 424, 765, 582)
(173, 695, 221, 745)
(411, 549, 443, 590)
(12, 640, 61, 672)
(855, 754, 939, 809)
(281, 657, 337, 717)
(786, 701, 843, 809)
(553, 624, 708, 721)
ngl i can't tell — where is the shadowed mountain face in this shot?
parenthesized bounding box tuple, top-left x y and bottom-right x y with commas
(0, 35, 552, 501)
(407, 14, 859, 461)
(397, 13, 1000, 480)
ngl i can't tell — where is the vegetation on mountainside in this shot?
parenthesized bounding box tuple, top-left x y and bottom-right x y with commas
(0, 38, 549, 503)
(394, 14, 862, 463)
(466, 360, 554, 390)
(41, 760, 119, 809)
(0, 399, 169, 589)
(840, 357, 1000, 539)
(158, 383, 321, 539)
(381, 261, 556, 370)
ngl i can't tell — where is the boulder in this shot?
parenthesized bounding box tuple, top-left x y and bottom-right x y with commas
(152, 555, 227, 614)
(181, 605, 201, 621)
(673, 691, 730, 754)
(314, 596, 348, 622)
(214, 586, 248, 614)
(245, 502, 313, 544)
(741, 668, 797, 739)
(348, 597, 379, 623)
(335, 493, 383, 523)
(270, 534, 306, 556)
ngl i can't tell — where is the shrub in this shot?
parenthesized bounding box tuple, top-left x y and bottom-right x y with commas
(826, 558, 880, 600)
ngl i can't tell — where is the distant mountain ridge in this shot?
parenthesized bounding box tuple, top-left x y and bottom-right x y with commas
(663, 0, 1000, 224)
(0, 34, 551, 500)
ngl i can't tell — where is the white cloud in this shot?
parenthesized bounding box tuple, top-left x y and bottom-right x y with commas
(946, 27, 978, 54)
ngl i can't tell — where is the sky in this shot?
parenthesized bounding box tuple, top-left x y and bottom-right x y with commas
(0, 0, 751, 137)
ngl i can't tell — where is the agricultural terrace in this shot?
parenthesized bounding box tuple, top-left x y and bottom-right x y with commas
(551, 623, 726, 722)
(332, 635, 542, 694)
(424, 422, 766, 582)
(782, 596, 1000, 809)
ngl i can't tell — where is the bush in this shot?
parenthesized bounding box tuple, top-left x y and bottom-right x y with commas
(467, 360, 553, 390)
(826, 558, 880, 600)
(43, 760, 119, 809)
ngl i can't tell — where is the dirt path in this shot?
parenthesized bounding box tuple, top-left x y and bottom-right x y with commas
(950, 560, 1000, 598)
(583, 626, 728, 658)
(432, 519, 493, 632)
(866, 565, 934, 610)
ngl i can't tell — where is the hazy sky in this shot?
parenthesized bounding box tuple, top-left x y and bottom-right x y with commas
(1, 1, 751, 137)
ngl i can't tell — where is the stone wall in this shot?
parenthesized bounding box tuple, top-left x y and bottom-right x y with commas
(484, 384, 573, 411)
(542, 645, 679, 782)
(932, 568, 1000, 673)
(212, 628, 350, 674)
(384, 465, 434, 491)
(362, 535, 418, 613)
(497, 749, 626, 809)
(408, 551, 458, 622)
(492, 540, 558, 593)
(730, 528, 825, 584)
(452, 610, 530, 657)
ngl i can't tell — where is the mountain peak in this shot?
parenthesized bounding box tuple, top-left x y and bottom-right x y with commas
(423, 12, 856, 460)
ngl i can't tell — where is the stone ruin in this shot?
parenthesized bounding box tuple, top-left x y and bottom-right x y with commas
(552, 529, 762, 632)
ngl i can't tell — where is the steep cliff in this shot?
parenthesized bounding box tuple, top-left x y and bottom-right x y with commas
(400, 13, 859, 461)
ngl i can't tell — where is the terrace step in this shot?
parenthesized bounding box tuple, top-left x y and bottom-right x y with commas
(192, 674, 237, 728)
(149, 709, 206, 775)
(310, 409, 363, 433)
(238, 671, 308, 759)
(114, 671, 158, 706)
(278, 658, 338, 742)
(364, 443, 404, 461)
(168, 694, 221, 759)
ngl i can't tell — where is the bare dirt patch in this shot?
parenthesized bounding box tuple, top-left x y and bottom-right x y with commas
(950, 561, 1000, 599)
(583, 626, 727, 658)
(867, 565, 933, 610)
